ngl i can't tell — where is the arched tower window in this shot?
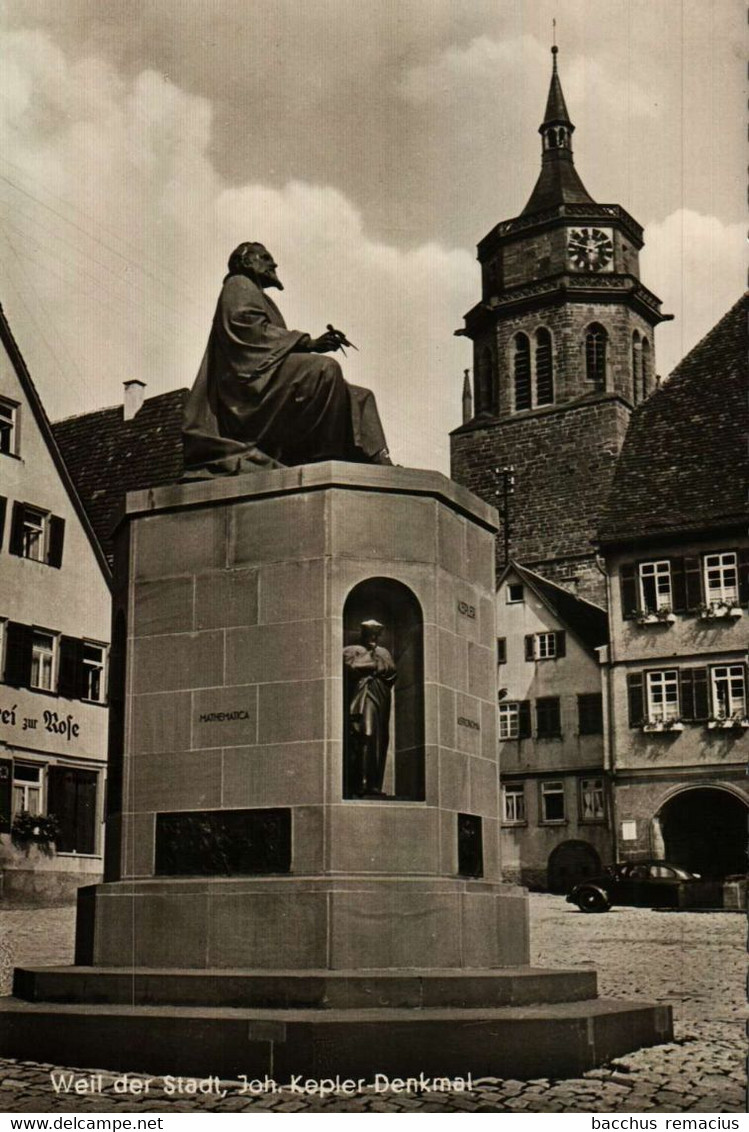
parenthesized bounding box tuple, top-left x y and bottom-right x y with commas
(585, 324, 607, 391)
(513, 333, 532, 411)
(641, 338, 651, 400)
(475, 347, 493, 414)
(535, 328, 554, 406)
(631, 331, 641, 405)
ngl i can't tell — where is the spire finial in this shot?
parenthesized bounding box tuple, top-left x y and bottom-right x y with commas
(551, 21, 558, 69)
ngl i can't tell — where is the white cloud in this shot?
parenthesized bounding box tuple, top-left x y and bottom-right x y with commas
(641, 208, 746, 378)
(401, 33, 657, 121)
(0, 25, 475, 471)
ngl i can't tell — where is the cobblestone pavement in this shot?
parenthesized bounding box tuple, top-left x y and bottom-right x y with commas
(0, 896, 745, 1114)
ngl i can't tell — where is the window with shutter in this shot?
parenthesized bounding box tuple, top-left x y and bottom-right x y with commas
(518, 700, 532, 739)
(3, 622, 33, 687)
(683, 556, 703, 610)
(670, 558, 687, 613)
(47, 515, 65, 568)
(524, 634, 535, 661)
(0, 496, 6, 551)
(620, 563, 638, 619)
(496, 637, 507, 664)
(498, 702, 520, 739)
(555, 630, 566, 657)
(7, 503, 64, 567)
(58, 637, 83, 700)
(738, 550, 749, 606)
(626, 672, 645, 727)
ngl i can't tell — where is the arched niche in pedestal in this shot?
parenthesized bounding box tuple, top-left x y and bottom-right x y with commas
(342, 577, 425, 801)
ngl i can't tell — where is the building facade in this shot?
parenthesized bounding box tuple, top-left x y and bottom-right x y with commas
(497, 562, 611, 890)
(0, 308, 111, 902)
(450, 47, 670, 606)
(598, 295, 748, 879)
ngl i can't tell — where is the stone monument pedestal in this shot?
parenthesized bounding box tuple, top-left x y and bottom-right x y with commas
(1, 465, 671, 1078)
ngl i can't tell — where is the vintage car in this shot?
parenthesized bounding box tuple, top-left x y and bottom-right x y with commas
(566, 860, 711, 912)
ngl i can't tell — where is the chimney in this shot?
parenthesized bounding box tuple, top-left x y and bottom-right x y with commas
(123, 380, 146, 421)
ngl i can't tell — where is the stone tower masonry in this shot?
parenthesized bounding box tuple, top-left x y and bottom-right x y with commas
(450, 46, 671, 606)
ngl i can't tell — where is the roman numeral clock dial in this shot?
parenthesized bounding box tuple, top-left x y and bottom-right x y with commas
(567, 227, 614, 272)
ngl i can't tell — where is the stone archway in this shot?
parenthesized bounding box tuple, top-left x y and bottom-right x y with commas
(656, 787, 748, 879)
(547, 840, 602, 894)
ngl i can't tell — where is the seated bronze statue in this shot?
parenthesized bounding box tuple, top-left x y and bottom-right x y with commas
(182, 242, 392, 478)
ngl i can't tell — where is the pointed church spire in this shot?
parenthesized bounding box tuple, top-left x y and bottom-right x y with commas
(521, 45, 595, 216)
(542, 45, 572, 128)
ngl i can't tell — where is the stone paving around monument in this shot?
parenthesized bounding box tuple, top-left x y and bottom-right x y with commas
(0, 895, 745, 1114)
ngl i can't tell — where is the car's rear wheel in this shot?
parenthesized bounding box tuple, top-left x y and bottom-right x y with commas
(575, 887, 610, 913)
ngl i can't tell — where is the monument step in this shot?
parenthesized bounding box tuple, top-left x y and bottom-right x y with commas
(0, 996, 672, 1081)
(13, 965, 597, 1009)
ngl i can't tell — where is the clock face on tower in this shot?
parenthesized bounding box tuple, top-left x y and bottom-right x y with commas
(567, 228, 614, 272)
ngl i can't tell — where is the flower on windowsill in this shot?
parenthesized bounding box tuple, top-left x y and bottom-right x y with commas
(10, 811, 61, 845)
(643, 718, 683, 733)
(698, 601, 743, 620)
(707, 714, 749, 730)
(635, 606, 675, 626)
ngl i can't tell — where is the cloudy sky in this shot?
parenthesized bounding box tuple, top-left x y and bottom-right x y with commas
(0, 0, 744, 471)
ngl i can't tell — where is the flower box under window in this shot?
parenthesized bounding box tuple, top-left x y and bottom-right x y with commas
(635, 609, 675, 626)
(699, 604, 743, 621)
(707, 717, 749, 731)
(642, 720, 684, 733)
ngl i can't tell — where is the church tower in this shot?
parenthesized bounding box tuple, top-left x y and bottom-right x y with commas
(450, 47, 671, 605)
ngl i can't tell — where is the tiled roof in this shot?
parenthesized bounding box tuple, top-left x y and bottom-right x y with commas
(504, 561, 609, 652)
(52, 389, 188, 565)
(598, 293, 748, 546)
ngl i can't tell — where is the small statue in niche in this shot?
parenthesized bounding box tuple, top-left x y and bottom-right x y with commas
(343, 620, 397, 797)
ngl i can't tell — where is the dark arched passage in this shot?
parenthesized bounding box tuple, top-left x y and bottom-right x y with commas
(547, 840, 602, 894)
(657, 788, 748, 878)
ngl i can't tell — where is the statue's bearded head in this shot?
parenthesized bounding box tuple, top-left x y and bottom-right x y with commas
(227, 242, 283, 290)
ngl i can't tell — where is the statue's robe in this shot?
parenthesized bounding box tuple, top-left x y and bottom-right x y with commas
(182, 273, 388, 477)
(343, 644, 397, 794)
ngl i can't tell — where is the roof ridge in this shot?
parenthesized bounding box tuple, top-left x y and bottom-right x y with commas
(511, 560, 608, 614)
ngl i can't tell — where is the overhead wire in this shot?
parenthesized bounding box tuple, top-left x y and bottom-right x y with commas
(0, 222, 90, 403)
